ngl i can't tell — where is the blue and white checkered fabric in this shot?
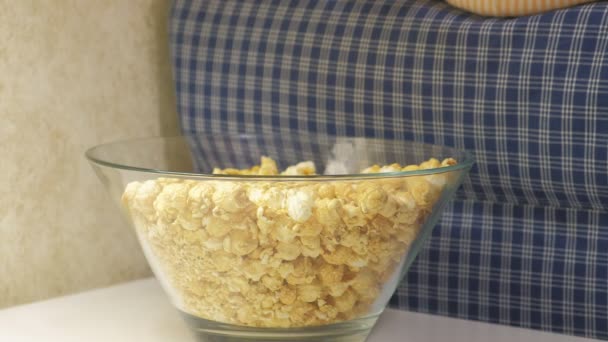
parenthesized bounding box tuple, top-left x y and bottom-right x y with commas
(169, 0, 608, 339)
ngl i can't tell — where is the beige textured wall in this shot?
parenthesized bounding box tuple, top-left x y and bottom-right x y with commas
(0, 1, 178, 308)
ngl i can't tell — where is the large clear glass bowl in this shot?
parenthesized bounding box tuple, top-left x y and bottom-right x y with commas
(86, 133, 473, 342)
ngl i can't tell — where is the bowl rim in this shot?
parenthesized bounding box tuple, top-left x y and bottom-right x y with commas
(85, 134, 474, 181)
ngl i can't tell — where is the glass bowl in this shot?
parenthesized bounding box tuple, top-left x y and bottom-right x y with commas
(86, 133, 473, 342)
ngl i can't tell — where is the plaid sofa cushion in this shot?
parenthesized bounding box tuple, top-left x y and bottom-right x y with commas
(169, 0, 608, 339)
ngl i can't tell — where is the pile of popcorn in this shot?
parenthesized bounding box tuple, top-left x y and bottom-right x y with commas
(122, 156, 456, 327)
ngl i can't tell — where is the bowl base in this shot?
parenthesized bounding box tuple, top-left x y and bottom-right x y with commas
(179, 310, 380, 342)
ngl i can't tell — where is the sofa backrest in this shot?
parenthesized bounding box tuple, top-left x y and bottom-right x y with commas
(170, 0, 608, 339)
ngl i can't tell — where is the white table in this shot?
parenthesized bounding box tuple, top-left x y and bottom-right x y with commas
(0, 278, 598, 342)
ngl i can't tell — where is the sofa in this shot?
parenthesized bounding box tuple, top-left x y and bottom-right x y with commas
(169, 0, 608, 339)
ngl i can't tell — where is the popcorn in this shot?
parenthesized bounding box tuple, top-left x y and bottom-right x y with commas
(227, 230, 258, 256)
(274, 222, 298, 243)
(322, 245, 359, 266)
(129, 180, 161, 221)
(155, 183, 190, 222)
(316, 184, 335, 198)
(334, 288, 357, 313)
(379, 163, 402, 173)
(121, 156, 456, 328)
(281, 161, 316, 175)
(261, 274, 283, 291)
(242, 259, 268, 281)
(277, 262, 294, 279)
(279, 286, 297, 304)
(314, 199, 342, 232)
(294, 219, 323, 237)
(361, 165, 381, 174)
(275, 241, 302, 261)
(318, 263, 344, 284)
(341, 203, 367, 227)
(254, 187, 285, 210)
(286, 189, 315, 222)
(205, 216, 233, 237)
(212, 183, 250, 213)
(359, 188, 388, 215)
(297, 281, 322, 302)
(340, 229, 369, 255)
(327, 281, 350, 297)
(259, 156, 279, 175)
(286, 256, 315, 285)
(300, 235, 321, 258)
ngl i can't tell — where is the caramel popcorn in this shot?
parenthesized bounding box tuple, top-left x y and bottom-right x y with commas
(122, 156, 456, 328)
